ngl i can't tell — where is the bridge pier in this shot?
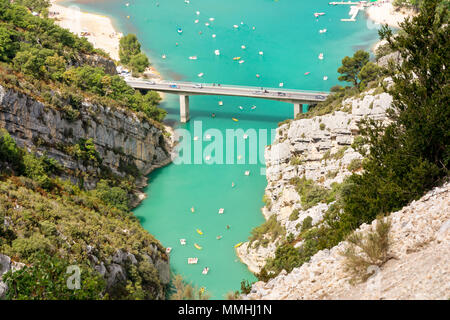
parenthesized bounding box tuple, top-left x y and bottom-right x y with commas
(293, 103, 303, 119)
(179, 95, 190, 123)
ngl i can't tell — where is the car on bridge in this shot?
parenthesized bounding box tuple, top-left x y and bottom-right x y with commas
(194, 84, 203, 88)
(169, 84, 180, 89)
(277, 92, 286, 96)
(315, 95, 326, 100)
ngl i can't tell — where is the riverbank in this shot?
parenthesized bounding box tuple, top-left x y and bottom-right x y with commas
(49, 0, 162, 80)
(366, 0, 415, 28)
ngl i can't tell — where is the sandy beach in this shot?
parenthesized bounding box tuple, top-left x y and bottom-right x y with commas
(366, 0, 415, 28)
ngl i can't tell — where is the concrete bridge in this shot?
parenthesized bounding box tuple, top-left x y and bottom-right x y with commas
(126, 79, 329, 123)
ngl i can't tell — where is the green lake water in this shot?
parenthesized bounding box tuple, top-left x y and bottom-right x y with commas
(63, 0, 381, 299)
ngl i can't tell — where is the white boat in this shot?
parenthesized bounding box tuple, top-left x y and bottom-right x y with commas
(198, 72, 204, 77)
(279, 82, 284, 87)
(180, 239, 186, 245)
(238, 106, 243, 110)
(205, 155, 211, 161)
(218, 100, 223, 105)
(189, 56, 197, 60)
(239, 60, 245, 64)
(214, 49, 220, 55)
(205, 22, 210, 26)
(244, 170, 250, 176)
(259, 51, 264, 55)
(243, 134, 248, 140)
(162, 54, 166, 59)
(205, 134, 211, 140)
(125, 3, 129, 7)
(193, 136, 199, 141)
(314, 12, 325, 18)
(212, 34, 216, 38)
(166, 247, 172, 254)
(196, 11, 200, 15)
(251, 105, 256, 110)
(218, 208, 224, 214)
(233, 24, 239, 28)
(323, 76, 328, 81)
(318, 53, 324, 60)
(188, 258, 198, 264)
(184, 0, 190, 4)
(194, 19, 199, 23)
(202, 267, 209, 275)
(237, 155, 242, 160)
(241, 45, 246, 49)
(319, 28, 327, 33)
(177, 28, 183, 34)
(209, 17, 215, 21)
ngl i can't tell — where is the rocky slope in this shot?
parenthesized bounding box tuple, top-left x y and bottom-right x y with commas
(244, 182, 450, 300)
(237, 89, 393, 273)
(0, 84, 172, 190)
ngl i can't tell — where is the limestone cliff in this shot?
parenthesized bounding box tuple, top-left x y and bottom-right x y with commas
(0, 84, 172, 190)
(237, 89, 393, 273)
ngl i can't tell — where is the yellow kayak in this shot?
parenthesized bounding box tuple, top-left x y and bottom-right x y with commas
(196, 229, 203, 235)
(194, 243, 202, 250)
(233, 57, 241, 60)
(232, 118, 239, 122)
(234, 242, 243, 248)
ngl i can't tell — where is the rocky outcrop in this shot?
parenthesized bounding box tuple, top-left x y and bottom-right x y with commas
(0, 254, 25, 299)
(0, 85, 172, 189)
(237, 89, 393, 273)
(70, 53, 118, 75)
(244, 182, 450, 300)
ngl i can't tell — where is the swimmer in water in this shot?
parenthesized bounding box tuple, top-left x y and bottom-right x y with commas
(212, 113, 216, 118)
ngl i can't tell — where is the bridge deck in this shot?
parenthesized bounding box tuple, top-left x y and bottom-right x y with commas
(126, 79, 329, 104)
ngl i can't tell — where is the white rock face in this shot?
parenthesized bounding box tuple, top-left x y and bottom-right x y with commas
(236, 91, 392, 273)
(244, 183, 450, 300)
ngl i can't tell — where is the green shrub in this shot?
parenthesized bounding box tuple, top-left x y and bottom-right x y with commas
(289, 209, 299, 221)
(347, 158, 363, 172)
(249, 215, 285, 248)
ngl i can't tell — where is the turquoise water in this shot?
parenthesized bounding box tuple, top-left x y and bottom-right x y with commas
(64, 0, 381, 299)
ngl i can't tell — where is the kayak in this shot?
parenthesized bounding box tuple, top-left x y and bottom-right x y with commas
(194, 243, 202, 250)
(234, 242, 243, 248)
(196, 229, 203, 235)
(232, 118, 239, 122)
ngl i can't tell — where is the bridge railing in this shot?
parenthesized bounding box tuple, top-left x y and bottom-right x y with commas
(129, 79, 329, 95)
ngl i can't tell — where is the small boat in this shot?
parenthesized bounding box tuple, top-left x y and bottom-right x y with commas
(191, 207, 195, 213)
(177, 28, 183, 34)
(205, 22, 210, 26)
(205, 134, 211, 140)
(184, 0, 190, 3)
(193, 136, 199, 141)
(241, 45, 246, 49)
(162, 54, 167, 59)
(202, 267, 209, 275)
(188, 257, 198, 264)
(215, 49, 220, 55)
(234, 242, 243, 248)
(194, 243, 202, 250)
(216, 235, 222, 240)
(259, 51, 264, 55)
(218, 208, 224, 214)
(244, 170, 250, 176)
(166, 247, 172, 254)
(233, 24, 239, 29)
(218, 101, 223, 106)
(243, 134, 248, 139)
(212, 34, 216, 38)
(323, 76, 328, 81)
(251, 105, 256, 110)
(239, 60, 245, 64)
(196, 229, 203, 235)
(189, 56, 197, 60)
(209, 17, 215, 21)
(238, 106, 243, 110)
(318, 53, 324, 60)
(279, 82, 284, 87)
(196, 11, 200, 15)
(304, 71, 310, 75)
(198, 72, 204, 77)
(180, 239, 186, 245)
(233, 57, 241, 60)
(232, 118, 239, 122)
(205, 155, 211, 161)
(125, 3, 129, 7)
(256, 74, 260, 78)
(319, 28, 327, 33)
(126, 15, 130, 19)
(231, 182, 235, 187)
(194, 19, 199, 23)
(237, 155, 242, 160)
(314, 12, 325, 18)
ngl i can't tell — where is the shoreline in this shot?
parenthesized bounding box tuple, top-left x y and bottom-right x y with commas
(49, 0, 163, 81)
(365, 0, 415, 28)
